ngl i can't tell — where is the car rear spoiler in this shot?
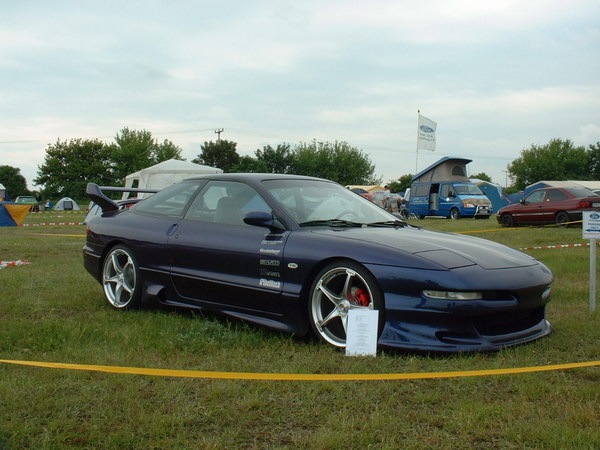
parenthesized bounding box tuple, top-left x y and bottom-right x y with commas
(86, 183, 160, 213)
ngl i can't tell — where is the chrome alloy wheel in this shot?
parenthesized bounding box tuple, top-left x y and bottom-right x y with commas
(102, 246, 139, 308)
(309, 265, 377, 347)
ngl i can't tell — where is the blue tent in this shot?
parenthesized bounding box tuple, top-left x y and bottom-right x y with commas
(0, 202, 30, 226)
(471, 180, 510, 213)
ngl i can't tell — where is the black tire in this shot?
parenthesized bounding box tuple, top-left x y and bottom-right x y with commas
(501, 214, 514, 228)
(102, 245, 142, 309)
(450, 208, 460, 220)
(308, 260, 384, 348)
(556, 211, 570, 227)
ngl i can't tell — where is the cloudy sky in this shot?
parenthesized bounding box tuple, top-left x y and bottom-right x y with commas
(1, 0, 599, 189)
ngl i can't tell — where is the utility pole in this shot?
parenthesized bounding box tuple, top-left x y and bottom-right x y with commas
(214, 128, 224, 142)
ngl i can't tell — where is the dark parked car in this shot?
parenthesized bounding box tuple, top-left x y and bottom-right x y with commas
(84, 174, 553, 353)
(497, 187, 600, 227)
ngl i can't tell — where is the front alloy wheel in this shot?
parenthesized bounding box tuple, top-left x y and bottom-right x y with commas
(309, 261, 383, 347)
(102, 245, 141, 309)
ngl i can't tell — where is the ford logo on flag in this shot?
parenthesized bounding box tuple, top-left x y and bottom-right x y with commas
(420, 125, 434, 133)
(591, 213, 600, 219)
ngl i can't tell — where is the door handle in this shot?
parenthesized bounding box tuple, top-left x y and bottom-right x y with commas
(166, 224, 179, 237)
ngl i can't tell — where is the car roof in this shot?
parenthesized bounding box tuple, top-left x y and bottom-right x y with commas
(183, 173, 330, 183)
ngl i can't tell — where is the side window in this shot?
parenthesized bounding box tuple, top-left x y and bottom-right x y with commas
(132, 182, 201, 218)
(451, 165, 466, 176)
(440, 185, 450, 197)
(545, 189, 567, 202)
(525, 190, 545, 204)
(414, 184, 430, 197)
(184, 181, 271, 226)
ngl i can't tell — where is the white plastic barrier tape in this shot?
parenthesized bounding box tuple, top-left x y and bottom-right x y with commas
(0, 260, 31, 270)
(519, 242, 600, 251)
(19, 222, 84, 227)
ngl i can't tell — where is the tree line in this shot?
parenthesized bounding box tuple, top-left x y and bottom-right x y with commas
(194, 139, 378, 187)
(385, 138, 600, 194)
(0, 128, 379, 200)
(1, 131, 598, 200)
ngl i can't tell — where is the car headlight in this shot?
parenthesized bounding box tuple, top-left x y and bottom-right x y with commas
(463, 203, 475, 208)
(422, 290, 483, 300)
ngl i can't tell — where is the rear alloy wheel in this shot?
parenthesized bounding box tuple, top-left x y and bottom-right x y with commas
(308, 261, 383, 348)
(450, 208, 460, 220)
(556, 211, 570, 227)
(501, 214, 514, 228)
(102, 245, 141, 309)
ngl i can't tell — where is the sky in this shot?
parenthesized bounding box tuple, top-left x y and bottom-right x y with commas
(1, 0, 599, 189)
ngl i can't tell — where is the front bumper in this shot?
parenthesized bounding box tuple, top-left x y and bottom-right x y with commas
(378, 304, 551, 352)
(367, 262, 553, 352)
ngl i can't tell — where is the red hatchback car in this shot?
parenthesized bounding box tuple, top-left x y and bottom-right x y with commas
(497, 187, 600, 227)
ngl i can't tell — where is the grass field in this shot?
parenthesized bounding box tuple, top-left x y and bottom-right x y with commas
(1, 210, 599, 448)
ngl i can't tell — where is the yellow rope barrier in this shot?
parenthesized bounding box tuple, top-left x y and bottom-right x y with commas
(1, 358, 598, 381)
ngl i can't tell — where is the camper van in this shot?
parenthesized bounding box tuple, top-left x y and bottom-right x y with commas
(408, 157, 491, 219)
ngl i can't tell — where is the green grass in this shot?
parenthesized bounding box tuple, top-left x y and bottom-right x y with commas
(1, 213, 599, 448)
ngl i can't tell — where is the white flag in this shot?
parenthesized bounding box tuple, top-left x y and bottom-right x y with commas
(417, 114, 437, 152)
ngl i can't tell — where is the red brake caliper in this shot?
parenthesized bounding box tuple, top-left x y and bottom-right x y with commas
(351, 287, 370, 307)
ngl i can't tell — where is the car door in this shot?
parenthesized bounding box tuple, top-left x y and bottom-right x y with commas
(437, 183, 456, 217)
(127, 180, 205, 273)
(539, 189, 569, 222)
(517, 190, 546, 223)
(408, 183, 430, 217)
(169, 180, 289, 314)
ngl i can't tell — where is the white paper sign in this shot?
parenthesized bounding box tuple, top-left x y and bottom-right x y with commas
(345, 309, 379, 357)
(583, 211, 600, 239)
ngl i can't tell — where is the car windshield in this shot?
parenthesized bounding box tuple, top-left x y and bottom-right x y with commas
(454, 184, 484, 195)
(263, 179, 395, 225)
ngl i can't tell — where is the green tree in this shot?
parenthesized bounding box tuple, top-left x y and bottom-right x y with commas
(153, 139, 184, 164)
(111, 128, 154, 182)
(35, 139, 115, 199)
(111, 128, 183, 183)
(508, 138, 589, 190)
(232, 155, 269, 173)
(255, 144, 294, 173)
(192, 140, 240, 172)
(387, 174, 413, 193)
(0, 165, 30, 199)
(588, 142, 600, 180)
(289, 140, 379, 185)
(470, 172, 492, 182)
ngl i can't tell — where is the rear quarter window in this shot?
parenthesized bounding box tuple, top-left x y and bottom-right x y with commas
(132, 182, 202, 218)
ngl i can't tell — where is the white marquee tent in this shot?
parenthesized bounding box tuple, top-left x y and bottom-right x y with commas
(123, 159, 222, 199)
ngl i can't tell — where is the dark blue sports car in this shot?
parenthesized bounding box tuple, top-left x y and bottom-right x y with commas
(84, 174, 553, 352)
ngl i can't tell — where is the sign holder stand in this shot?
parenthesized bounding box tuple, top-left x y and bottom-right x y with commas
(583, 211, 599, 313)
(591, 238, 596, 313)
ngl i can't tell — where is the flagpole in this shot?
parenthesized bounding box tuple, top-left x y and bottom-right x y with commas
(416, 110, 420, 173)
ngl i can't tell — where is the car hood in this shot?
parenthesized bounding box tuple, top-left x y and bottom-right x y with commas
(310, 226, 538, 270)
(457, 195, 491, 206)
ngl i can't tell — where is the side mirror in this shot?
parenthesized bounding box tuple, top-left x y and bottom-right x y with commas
(243, 211, 286, 232)
(519, 198, 526, 205)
